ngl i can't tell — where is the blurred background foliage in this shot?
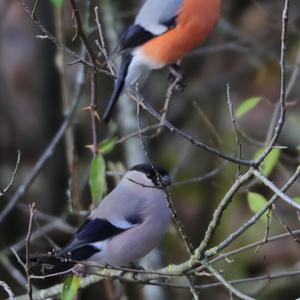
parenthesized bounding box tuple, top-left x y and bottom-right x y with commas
(0, 0, 300, 299)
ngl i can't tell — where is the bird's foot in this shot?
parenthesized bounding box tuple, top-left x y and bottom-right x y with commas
(118, 263, 145, 281)
(168, 64, 186, 92)
(130, 263, 146, 281)
(128, 262, 145, 271)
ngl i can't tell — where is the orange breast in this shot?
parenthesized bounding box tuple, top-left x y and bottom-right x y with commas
(142, 0, 221, 66)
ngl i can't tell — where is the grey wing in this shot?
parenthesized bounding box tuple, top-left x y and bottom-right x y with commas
(135, 0, 183, 35)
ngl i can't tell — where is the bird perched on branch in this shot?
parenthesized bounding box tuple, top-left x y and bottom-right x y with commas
(33, 164, 171, 274)
(102, 0, 222, 123)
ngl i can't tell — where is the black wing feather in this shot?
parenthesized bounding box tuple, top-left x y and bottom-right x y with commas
(75, 218, 125, 243)
(118, 25, 154, 52)
(114, 15, 178, 54)
(58, 218, 126, 257)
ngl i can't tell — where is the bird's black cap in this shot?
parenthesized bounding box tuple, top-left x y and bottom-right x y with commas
(130, 164, 171, 187)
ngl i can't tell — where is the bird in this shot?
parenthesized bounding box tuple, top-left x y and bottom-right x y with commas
(33, 164, 171, 275)
(102, 0, 222, 123)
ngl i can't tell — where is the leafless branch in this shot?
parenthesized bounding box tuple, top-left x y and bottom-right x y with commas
(0, 280, 14, 300)
(203, 260, 254, 300)
(69, 0, 97, 64)
(226, 84, 242, 176)
(256, 0, 290, 163)
(206, 165, 300, 258)
(0, 150, 21, 198)
(31, 0, 40, 18)
(0, 53, 86, 224)
(253, 168, 300, 210)
(17, 0, 92, 67)
(25, 204, 37, 300)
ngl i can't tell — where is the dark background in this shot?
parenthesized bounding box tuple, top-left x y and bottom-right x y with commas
(0, 0, 300, 299)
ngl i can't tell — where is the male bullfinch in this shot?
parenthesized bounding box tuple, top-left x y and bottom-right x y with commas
(34, 164, 171, 274)
(102, 0, 222, 123)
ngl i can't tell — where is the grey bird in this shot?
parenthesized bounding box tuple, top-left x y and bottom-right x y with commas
(35, 164, 171, 274)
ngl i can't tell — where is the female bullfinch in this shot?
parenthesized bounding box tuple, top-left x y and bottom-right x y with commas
(34, 164, 171, 274)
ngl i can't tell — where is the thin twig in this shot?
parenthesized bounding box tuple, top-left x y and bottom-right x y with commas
(196, 170, 253, 259)
(25, 204, 37, 300)
(31, 0, 40, 18)
(255, 0, 290, 165)
(272, 206, 300, 243)
(186, 275, 200, 300)
(130, 92, 256, 166)
(70, 0, 99, 158)
(116, 124, 162, 144)
(0, 280, 14, 300)
(201, 229, 300, 271)
(172, 165, 224, 186)
(85, 69, 99, 158)
(69, 0, 96, 63)
(94, 6, 115, 75)
(253, 169, 300, 210)
(156, 74, 180, 134)
(207, 165, 300, 257)
(193, 100, 223, 145)
(136, 103, 194, 255)
(14, 267, 300, 300)
(0, 254, 27, 287)
(164, 190, 195, 255)
(203, 260, 255, 300)
(0, 150, 21, 197)
(0, 54, 86, 224)
(226, 84, 242, 176)
(18, 0, 92, 67)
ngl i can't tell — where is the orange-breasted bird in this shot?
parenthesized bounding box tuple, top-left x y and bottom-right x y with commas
(102, 0, 222, 123)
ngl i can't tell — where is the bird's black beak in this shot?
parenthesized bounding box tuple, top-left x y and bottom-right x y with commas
(160, 175, 172, 187)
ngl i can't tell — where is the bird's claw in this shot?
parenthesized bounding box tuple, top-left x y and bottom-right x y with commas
(129, 262, 145, 271)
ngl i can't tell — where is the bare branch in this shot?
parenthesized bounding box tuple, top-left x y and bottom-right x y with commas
(226, 84, 242, 176)
(255, 0, 290, 165)
(0, 150, 21, 198)
(207, 165, 300, 257)
(69, 0, 97, 63)
(0, 55, 86, 224)
(25, 204, 37, 300)
(17, 0, 92, 67)
(196, 170, 253, 259)
(253, 169, 300, 210)
(0, 280, 14, 300)
(31, 0, 40, 18)
(129, 92, 256, 166)
(203, 260, 255, 300)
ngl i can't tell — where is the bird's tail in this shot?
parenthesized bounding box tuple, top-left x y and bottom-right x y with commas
(30, 254, 75, 276)
(102, 54, 133, 123)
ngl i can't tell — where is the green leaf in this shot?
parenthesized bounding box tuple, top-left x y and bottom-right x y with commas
(235, 97, 261, 119)
(294, 197, 300, 204)
(51, 0, 64, 8)
(61, 275, 80, 300)
(254, 148, 281, 177)
(89, 154, 107, 205)
(97, 138, 117, 155)
(247, 192, 270, 223)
